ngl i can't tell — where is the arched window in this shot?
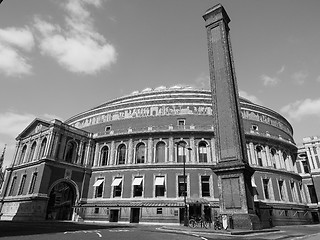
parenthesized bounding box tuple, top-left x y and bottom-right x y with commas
(65, 141, 77, 163)
(256, 146, 263, 166)
(117, 144, 126, 165)
(270, 148, 277, 169)
(39, 138, 47, 159)
(177, 141, 187, 163)
(136, 143, 145, 164)
(198, 141, 208, 163)
(155, 142, 165, 163)
(19, 145, 27, 164)
(28, 142, 37, 162)
(100, 146, 109, 166)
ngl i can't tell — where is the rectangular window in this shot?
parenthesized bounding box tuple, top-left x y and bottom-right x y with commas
(263, 179, 270, 200)
(8, 176, 17, 196)
(201, 176, 210, 197)
(94, 208, 99, 214)
(178, 176, 187, 197)
(251, 124, 258, 131)
(112, 177, 122, 197)
(278, 180, 284, 201)
(155, 176, 165, 197)
(93, 178, 104, 198)
(177, 119, 185, 126)
(308, 185, 318, 203)
(302, 160, 310, 173)
(28, 172, 38, 194)
(156, 208, 162, 214)
(132, 176, 143, 197)
(18, 174, 27, 195)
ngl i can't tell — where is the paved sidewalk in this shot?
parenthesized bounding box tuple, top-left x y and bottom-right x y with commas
(160, 224, 320, 240)
(160, 225, 279, 235)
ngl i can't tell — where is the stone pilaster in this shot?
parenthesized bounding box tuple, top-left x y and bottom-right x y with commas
(168, 137, 174, 162)
(306, 147, 315, 169)
(264, 145, 271, 167)
(93, 143, 99, 166)
(190, 137, 196, 163)
(249, 143, 256, 165)
(147, 138, 153, 164)
(110, 140, 116, 165)
(58, 135, 67, 160)
(128, 139, 133, 164)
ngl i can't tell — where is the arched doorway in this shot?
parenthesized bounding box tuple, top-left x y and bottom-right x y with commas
(46, 181, 75, 220)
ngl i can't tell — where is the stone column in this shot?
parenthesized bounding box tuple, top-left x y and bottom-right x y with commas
(45, 131, 54, 158)
(84, 140, 92, 166)
(34, 138, 41, 161)
(128, 139, 134, 164)
(265, 145, 272, 167)
(309, 147, 318, 169)
(306, 147, 315, 169)
(77, 141, 84, 164)
(249, 143, 256, 165)
(278, 150, 285, 169)
(110, 140, 116, 165)
(24, 139, 31, 163)
(203, 4, 259, 229)
(190, 137, 196, 163)
(93, 143, 100, 166)
(58, 135, 67, 160)
(147, 138, 153, 164)
(261, 149, 268, 167)
(51, 132, 60, 159)
(168, 137, 174, 162)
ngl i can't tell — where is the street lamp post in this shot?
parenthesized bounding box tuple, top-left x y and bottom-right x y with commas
(176, 142, 192, 226)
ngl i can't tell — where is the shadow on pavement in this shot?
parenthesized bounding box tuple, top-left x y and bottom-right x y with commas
(0, 221, 134, 237)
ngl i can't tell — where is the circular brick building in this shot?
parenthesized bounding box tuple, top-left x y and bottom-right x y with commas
(64, 86, 310, 227)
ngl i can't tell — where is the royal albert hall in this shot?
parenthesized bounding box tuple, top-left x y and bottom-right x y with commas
(0, 86, 318, 228)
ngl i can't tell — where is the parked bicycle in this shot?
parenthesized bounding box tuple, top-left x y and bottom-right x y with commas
(188, 216, 209, 229)
(213, 215, 223, 230)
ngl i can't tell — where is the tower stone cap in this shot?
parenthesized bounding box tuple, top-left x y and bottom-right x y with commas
(203, 3, 230, 26)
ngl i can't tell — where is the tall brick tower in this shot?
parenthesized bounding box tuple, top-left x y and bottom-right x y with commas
(203, 4, 260, 229)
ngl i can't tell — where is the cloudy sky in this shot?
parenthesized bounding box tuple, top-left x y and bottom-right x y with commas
(1, 0, 320, 168)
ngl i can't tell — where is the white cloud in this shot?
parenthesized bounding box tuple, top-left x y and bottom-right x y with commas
(42, 113, 62, 121)
(260, 74, 279, 86)
(0, 27, 34, 51)
(316, 75, 320, 83)
(0, 27, 34, 77)
(194, 73, 210, 89)
(277, 65, 285, 74)
(0, 112, 35, 138)
(239, 90, 262, 105)
(280, 98, 320, 121)
(292, 70, 308, 85)
(34, 0, 116, 75)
